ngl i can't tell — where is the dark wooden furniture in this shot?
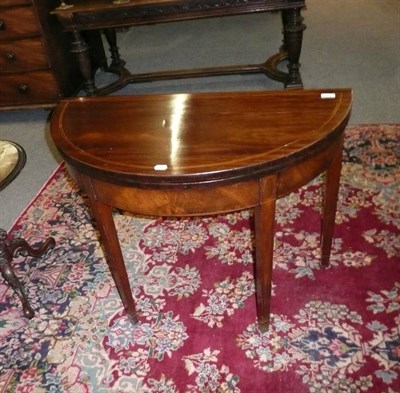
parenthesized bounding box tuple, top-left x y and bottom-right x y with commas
(50, 88, 352, 331)
(0, 229, 55, 318)
(51, 0, 306, 96)
(0, 141, 55, 317)
(0, 0, 106, 110)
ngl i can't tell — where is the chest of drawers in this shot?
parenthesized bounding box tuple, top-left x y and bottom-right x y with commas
(0, 0, 105, 109)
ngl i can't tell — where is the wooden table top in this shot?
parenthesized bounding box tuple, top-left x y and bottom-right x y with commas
(50, 89, 352, 187)
(52, 0, 306, 30)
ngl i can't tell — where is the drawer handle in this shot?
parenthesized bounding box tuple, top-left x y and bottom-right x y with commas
(0, 19, 5, 30)
(18, 84, 30, 94)
(5, 52, 16, 61)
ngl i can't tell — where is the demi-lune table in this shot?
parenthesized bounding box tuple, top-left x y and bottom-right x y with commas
(50, 88, 352, 331)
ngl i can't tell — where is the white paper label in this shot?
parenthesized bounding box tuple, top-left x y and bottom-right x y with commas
(154, 164, 168, 171)
(321, 93, 336, 99)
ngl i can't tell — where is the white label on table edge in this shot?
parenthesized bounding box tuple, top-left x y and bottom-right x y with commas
(154, 164, 168, 171)
(321, 92, 336, 99)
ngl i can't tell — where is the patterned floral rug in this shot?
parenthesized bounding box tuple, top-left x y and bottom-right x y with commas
(0, 124, 399, 393)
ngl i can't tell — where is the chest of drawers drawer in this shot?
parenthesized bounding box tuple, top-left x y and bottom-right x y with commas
(0, 70, 60, 106)
(0, 38, 48, 72)
(0, 6, 40, 39)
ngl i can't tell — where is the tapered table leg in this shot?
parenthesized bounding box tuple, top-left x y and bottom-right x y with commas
(86, 197, 139, 324)
(321, 137, 344, 267)
(254, 195, 277, 333)
(0, 229, 55, 318)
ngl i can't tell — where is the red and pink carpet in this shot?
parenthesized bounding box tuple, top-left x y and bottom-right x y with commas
(0, 124, 399, 392)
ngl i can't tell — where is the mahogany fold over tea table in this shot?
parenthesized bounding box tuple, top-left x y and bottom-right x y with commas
(50, 89, 352, 331)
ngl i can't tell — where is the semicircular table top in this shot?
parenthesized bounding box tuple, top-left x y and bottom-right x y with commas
(51, 89, 352, 186)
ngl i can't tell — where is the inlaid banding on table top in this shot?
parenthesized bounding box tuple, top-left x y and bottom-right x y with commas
(53, 90, 351, 184)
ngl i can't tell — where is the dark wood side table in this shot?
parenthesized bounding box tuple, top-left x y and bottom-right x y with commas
(51, 0, 306, 96)
(50, 88, 352, 331)
(0, 141, 56, 317)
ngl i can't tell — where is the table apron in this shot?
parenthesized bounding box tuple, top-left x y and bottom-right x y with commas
(82, 175, 272, 216)
(66, 135, 342, 217)
(53, 1, 305, 31)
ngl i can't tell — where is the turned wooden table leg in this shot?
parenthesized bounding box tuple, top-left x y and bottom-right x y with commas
(321, 139, 344, 267)
(86, 197, 139, 324)
(0, 229, 55, 318)
(70, 30, 97, 96)
(103, 28, 126, 69)
(281, 7, 306, 88)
